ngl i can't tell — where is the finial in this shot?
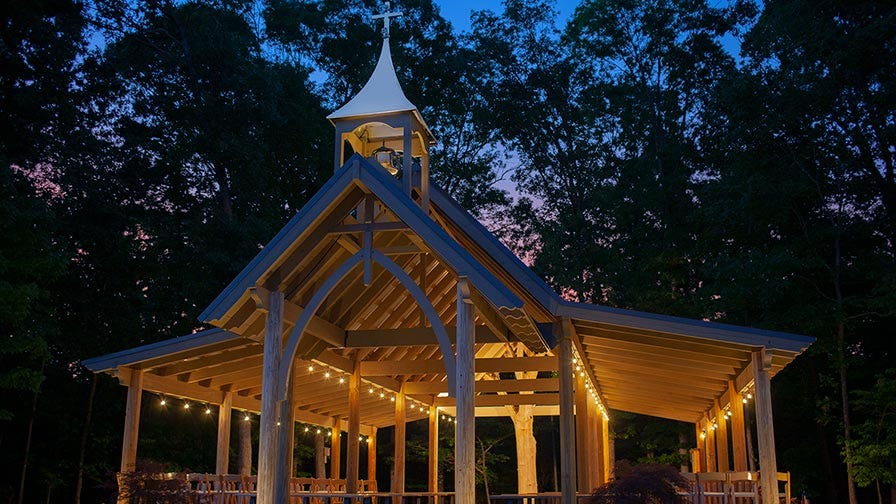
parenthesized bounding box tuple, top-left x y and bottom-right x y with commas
(372, 1, 403, 39)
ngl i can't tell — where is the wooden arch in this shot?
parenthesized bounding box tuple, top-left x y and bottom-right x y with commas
(278, 248, 458, 400)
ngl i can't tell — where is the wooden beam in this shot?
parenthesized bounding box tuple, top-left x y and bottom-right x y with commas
(393, 381, 406, 493)
(330, 222, 409, 234)
(360, 356, 557, 376)
(715, 399, 730, 471)
(404, 378, 558, 395)
(120, 368, 143, 473)
(575, 373, 589, 493)
(705, 413, 717, 472)
(600, 413, 610, 484)
(557, 320, 576, 504)
(470, 290, 510, 342)
(428, 406, 439, 492)
(277, 362, 297, 495)
(346, 355, 361, 493)
(582, 336, 746, 368)
(330, 417, 342, 479)
(455, 278, 475, 504)
(753, 349, 778, 504)
(728, 381, 748, 471)
(569, 323, 608, 411)
(154, 344, 262, 377)
(257, 289, 284, 504)
(434, 393, 560, 408)
(345, 325, 501, 347)
(367, 426, 377, 482)
(216, 391, 233, 474)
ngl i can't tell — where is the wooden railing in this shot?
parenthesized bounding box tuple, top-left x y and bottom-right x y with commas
(679, 472, 791, 504)
(117, 473, 455, 504)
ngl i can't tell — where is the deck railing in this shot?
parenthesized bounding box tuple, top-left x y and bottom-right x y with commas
(117, 472, 456, 504)
(679, 471, 791, 504)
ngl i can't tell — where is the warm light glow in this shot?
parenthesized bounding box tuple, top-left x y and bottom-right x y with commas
(338, 377, 345, 384)
(379, 392, 385, 399)
(359, 436, 364, 441)
(308, 365, 314, 372)
(324, 371, 331, 379)
(390, 396, 395, 402)
(277, 421, 281, 426)
(369, 388, 375, 394)
(160, 398, 167, 406)
(244, 414, 250, 421)
(305, 427, 310, 432)
(183, 402, 190, 409)
(316, 428, 321, 434)
(205, 407, 212, 415)
(742, 398, 747, 404)
(436, 392, 449, 397)
(747, 392, 753, 399)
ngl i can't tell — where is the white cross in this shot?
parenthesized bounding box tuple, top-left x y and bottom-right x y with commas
(372, 1, 403, 39)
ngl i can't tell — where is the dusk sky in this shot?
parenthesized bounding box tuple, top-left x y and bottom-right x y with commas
(434, 0, 580, 32)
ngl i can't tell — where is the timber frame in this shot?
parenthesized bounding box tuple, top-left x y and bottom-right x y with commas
(85, 155, 813, 504)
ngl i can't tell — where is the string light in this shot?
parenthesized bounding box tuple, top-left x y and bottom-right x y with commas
(316, 428, 321, 434)
(304, 427, 310, 433)
(338, 377, 345, 384)
(205, 406, 212, 415)
(244, 413, 251, 422)
(324, 371, 331, 379)
(183, 402, 190, 410)
(160, 396, 167, 406)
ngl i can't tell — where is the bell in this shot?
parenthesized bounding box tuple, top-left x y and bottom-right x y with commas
(372, 144, 399, 175)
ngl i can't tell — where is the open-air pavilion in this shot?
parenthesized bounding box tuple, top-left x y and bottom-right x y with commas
(83, 15, 813, 504)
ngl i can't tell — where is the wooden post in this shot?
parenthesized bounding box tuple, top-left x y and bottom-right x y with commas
(705, 414, 717, 472)
(393, 381, 406, 493)
(239, 414, 252, 475)
(557, 320, 577, 504)
(428, 406, 439, 492)
(753, 349, 778, 504)
(728, 381, 748, 471)
(347, 357, 361, 493)
(574, 372, 589, 493)
(455, 278, 476, 504)
(331, 417, 342, 479)
(277, 362, 297, 500)
(601, 413, 610, 483)
(120, 368, 143, 473)
(315, 430, 326, 478)
(715, 400, 730, 472)
(694, 423, 705, 472)
(216, 391, 233, 474)
(367, 426, 377, 483)
(257, 289, 284, 504)
(593, 403, 605, 486)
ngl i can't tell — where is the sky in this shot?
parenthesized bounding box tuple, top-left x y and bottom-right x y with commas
(433, 0, 580, 33)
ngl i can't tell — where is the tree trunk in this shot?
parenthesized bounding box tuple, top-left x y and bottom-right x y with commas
(75, 374, 97, 504)
(838, 320, 859, 504)
(17, 361, 44, 504)
(510, 405, 538, 493)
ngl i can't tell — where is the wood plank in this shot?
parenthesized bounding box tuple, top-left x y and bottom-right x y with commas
(257, 289, 284, 504)
(120, 368, 143, 473)
(434, 393, 560, 408)
(345, 325, 501, 347)
(585, 350, 736, 378)
(346, 356, 361, 493)
(428, 406, 439, 492)
(557, 320, 576, 504)
(582, 335, 746, 367)
(393, 381, 406, 493)
(360, 356, 557, 376)
(728, 381, 748, 471)
(403, 377, 558, 395)
(575, 322, 753, 360)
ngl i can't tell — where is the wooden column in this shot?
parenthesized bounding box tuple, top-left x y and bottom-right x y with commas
(692, 423, 704, 472)
(455, 278, 476, 504)
(704, 415, 717, 472)
(367, 427, 377, 483)
(393, 381, 406, 493)
(715, 400, 730, 472)
(574, 372, 589, 492)
(752, 349, 778, 504)
(331, 418, 342, 479)
(428, 406, 439, 492)
(120, 369, 143, 473)
(277, 362, 297, 496)
(557, 320, 577, 504)
(728, 381, 748, 471)
(257, 289, 284, 504)
(216, 392, 233, 474)
(601, 413, 610, 483)
(239, 414, 252, 475)
(511, 405, 538, 493)
(314, 431, 326, 478)
(347, 357, 361, 492)
(593, 404, 605, 486)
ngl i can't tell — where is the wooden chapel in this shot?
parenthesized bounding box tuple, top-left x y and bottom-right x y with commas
(84, 9, 813, 504)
